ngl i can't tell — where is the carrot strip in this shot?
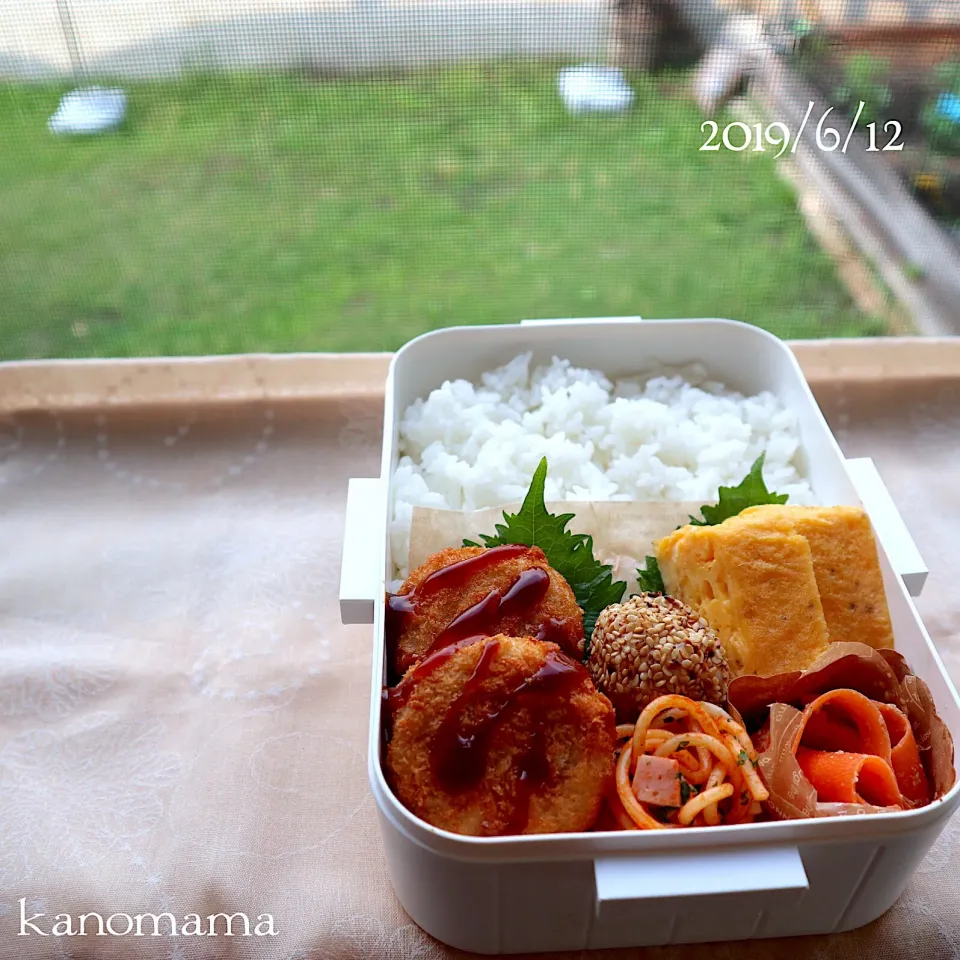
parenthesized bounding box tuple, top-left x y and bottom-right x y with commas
(800, 711, 864, 754)
(793, 689, 892, 762)
(877, 702, 931, 806)
(786, 688, 935, 810)
(796, 747, 902, 807)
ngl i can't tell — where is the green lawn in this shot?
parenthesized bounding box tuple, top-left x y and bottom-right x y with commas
(0, 64, 883, 360)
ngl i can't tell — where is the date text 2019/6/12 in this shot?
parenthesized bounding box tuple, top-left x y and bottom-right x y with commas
(700, 102, 903, 158)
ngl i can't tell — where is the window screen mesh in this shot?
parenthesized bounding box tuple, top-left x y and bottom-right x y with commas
(2, 0, 958, 358)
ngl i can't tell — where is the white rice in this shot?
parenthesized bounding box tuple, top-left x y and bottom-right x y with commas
(390, 353, 814, 579)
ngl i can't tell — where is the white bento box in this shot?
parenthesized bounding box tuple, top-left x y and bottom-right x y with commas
(338, 318, 960, 954)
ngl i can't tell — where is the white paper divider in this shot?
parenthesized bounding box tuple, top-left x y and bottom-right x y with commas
(339, 477, 382, 625)
(845, 457, 928, 597)
(594, 845, 807, 905)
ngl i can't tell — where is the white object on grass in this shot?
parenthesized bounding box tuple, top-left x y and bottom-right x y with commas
(49, 87, 127, 135)
(557, 66, 634, 114)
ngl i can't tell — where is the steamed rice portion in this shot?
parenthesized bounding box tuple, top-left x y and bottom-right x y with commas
(390, 353, 814, 579)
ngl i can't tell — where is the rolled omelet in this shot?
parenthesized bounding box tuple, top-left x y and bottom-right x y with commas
(738, 505, 895, 654)
(655, 505, 893, 678)
(656, 519, 830, 677)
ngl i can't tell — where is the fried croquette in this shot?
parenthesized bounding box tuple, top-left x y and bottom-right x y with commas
(385, 634, 616, 837)
(386, 544, 584, 675)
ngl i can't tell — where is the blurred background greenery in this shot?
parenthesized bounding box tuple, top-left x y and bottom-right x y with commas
(0, 64, 881, 360)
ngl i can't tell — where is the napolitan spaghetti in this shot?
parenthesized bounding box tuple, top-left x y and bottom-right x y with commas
(610, 694, 769, 829)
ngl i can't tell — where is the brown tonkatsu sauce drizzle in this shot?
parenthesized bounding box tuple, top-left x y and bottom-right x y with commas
(535, 616, 572, 647)
(507, 726, 553, 835)
(419, 542, 529, 591)
(385, 543, 531, 640)
(386, 635, 483, 715)
(426, 567, 551, 653)
(413, 543, 530, 600)
(430, 638, 586, 832)
(383, 545, 585, 820)
(386, 544, 563, 666)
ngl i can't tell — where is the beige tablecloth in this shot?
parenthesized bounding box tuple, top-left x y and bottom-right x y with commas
(1, 342, 959, 960)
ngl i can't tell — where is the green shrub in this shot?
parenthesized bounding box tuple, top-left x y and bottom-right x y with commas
(833, 53, 893, 125)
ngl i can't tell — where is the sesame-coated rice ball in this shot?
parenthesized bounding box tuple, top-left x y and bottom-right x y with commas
(587, 594, 729, 723)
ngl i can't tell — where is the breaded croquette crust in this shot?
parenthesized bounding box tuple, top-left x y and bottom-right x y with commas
(385, 635, 615, 836)
(388, 545, 583, 674)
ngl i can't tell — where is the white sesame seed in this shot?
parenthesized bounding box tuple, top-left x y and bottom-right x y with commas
(585, 594, 729, 720)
